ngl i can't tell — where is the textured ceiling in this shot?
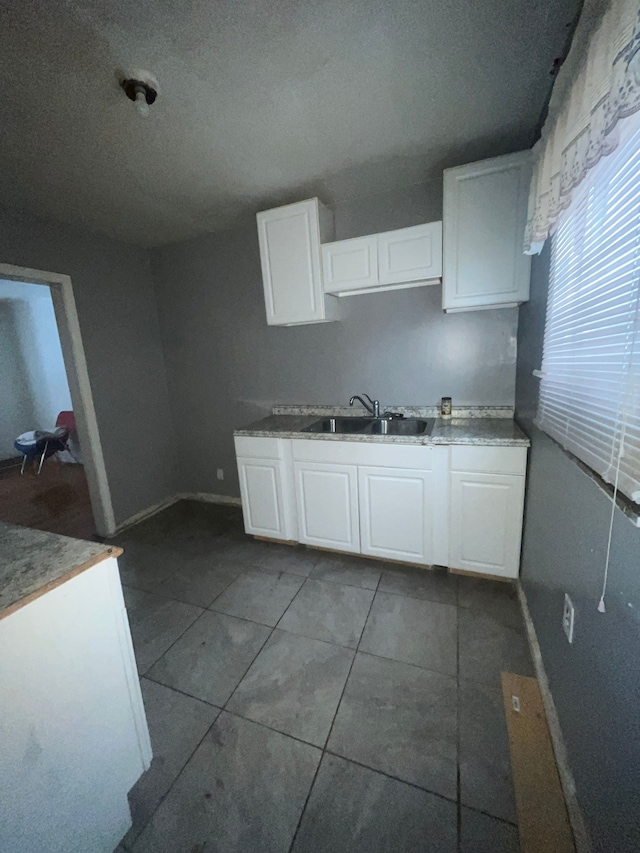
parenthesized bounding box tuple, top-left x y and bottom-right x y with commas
(0, 0, 580, 246)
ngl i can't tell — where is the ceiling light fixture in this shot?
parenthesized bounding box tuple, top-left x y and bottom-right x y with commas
(119, 72, 159, 117)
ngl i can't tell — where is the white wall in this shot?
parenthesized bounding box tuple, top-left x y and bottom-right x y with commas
(0, 279, 72, 460)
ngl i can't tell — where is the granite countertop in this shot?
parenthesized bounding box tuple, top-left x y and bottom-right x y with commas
(234, 414, 530, 447)
(0, 523, 122, 620)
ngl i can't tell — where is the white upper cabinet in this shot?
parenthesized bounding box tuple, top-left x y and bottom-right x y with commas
(322, 221, 442, 296)
(442, 151, 532, 312)
(378, 223, 442, 285)
(322, 234, 378, 294)
(257, 198, 339, 326)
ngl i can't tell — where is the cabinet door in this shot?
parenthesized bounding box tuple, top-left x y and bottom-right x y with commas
(442, 151, 531, 311)
(237, 456, 287, 539)
(322, 235, 378, 294)
(378, 222, 442, 284)
(257, 198, 336, 326)
(359, 466, 434, 565)
(294, 461, 359, 553)
(449, 471, 525, 578)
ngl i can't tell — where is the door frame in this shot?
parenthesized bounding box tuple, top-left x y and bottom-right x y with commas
(0, 262, 115, 536)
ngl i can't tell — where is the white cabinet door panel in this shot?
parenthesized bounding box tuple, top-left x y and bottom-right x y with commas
(443, 151, 531, 311)
(378, 222, 442, 284)
(322, 235, 378, 294)
(257, 198, 336, 325)
(449, 471, 524, 578)
(294, 462, 359, 552)
(237, 457, 286, 538)
(359, 466, 434, 564)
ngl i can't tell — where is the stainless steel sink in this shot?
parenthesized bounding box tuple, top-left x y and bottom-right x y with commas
(302, 417, 434, 436)
(367, 418, 434, 436)
(302, 417, 374, 434)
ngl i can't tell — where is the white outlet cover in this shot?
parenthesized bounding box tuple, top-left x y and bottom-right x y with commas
(217, 469, 224, 480)
(562, 593, 575, 644)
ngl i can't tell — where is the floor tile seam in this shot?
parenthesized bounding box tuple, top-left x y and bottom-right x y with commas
(457, 801, 519, 829)
(284, 549, 375, 853)
(266, 623, 360, 655)
(320, 570, 382, 753)
(221, 707, 324, 752)
(322, 748, 460, 807)
(143, 568, 244, 611)
(271, 571, 316, 632)
(141, 674, 222, 710)
(205, 601, 281, 629)
(286, 739, 325, 853)
(354, 647, 459, 681)
(200, 568, 264, 610)
(241, 558, 317, 580)
(307, 573, 380, 592)
(124, 704, 223, 849)
(137, 607, 208, 677)
(219, 618, 281, 712)
(297, 575, 379, 597)
(374, 586, 458, 608)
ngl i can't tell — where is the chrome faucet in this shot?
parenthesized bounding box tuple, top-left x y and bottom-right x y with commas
(349, 394, 380, 418)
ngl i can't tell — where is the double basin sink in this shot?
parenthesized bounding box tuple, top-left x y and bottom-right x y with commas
(302, 416, 434, 437)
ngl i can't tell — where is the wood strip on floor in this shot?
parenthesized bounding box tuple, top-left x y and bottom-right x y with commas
(501, 672, 575, 853)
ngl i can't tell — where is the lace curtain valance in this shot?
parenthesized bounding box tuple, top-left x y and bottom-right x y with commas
(525, 0, 640, 253)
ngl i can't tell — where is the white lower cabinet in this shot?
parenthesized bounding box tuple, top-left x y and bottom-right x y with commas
(294, 461, 360, 552)
(235, 435, 527, 577)
(359, 466, 434, 564)
(449, 471, 525, 578)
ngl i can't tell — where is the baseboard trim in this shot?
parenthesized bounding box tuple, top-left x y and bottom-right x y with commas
(111, 492, 242, 536)
(112, 495, 180, 536)
(517, 581, 591, 853)
(178, 492, 242, 507)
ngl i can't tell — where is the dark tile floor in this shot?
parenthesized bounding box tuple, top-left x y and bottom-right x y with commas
(113, 500, 532, 853)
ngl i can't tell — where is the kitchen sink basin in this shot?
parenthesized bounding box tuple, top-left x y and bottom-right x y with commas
(302, 417, 373, 434)
(368, 418, 434, 436)
(302, 417, 434, 436)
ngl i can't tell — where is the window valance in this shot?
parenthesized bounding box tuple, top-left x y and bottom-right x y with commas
(525, 0, 640, 253)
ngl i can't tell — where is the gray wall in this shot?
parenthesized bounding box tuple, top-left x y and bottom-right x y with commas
(516, 245, 640, 853)
(0, 205, 178, 525)
(0, 279, 72, 459)
(152, 181, 518, 496)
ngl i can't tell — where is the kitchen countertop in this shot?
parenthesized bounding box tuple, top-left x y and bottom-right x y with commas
(0, 523, 122, 620)
(234, 414, 530, 446)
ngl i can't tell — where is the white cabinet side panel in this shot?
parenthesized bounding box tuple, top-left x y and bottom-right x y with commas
(0, 558, 147, 853)
(237, 457, 286, 538)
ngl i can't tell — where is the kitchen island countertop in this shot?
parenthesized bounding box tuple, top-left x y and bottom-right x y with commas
(0, 522, 121, 620)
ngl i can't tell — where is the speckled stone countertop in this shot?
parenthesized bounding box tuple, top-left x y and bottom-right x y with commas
(234, 414, 530, 447)
(0, 523, 122, 620)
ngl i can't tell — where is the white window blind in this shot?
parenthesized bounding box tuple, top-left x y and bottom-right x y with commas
(537, 116, 640, 505)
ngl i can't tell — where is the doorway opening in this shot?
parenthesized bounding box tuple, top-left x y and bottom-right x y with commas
(0, 263, 114, 539)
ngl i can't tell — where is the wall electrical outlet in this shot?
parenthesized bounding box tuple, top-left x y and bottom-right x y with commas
(217, 468, 224, 481)
(562, 593, 575, 644)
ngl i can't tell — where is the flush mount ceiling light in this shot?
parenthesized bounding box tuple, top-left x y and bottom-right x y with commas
(119, 71, 159, 117)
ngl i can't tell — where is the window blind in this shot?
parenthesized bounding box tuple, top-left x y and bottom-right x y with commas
(537, 116, 640, 505)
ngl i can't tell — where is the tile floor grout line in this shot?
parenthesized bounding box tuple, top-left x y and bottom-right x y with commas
(140, 674, 221, 709)
(272, 572, 314, 632)
(286, 566, 384, 853)
(322, 748, 461, 806)
(219, 621, 279, 712)
(122, 702, 223, 850)
(137, 606, 209, 678)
